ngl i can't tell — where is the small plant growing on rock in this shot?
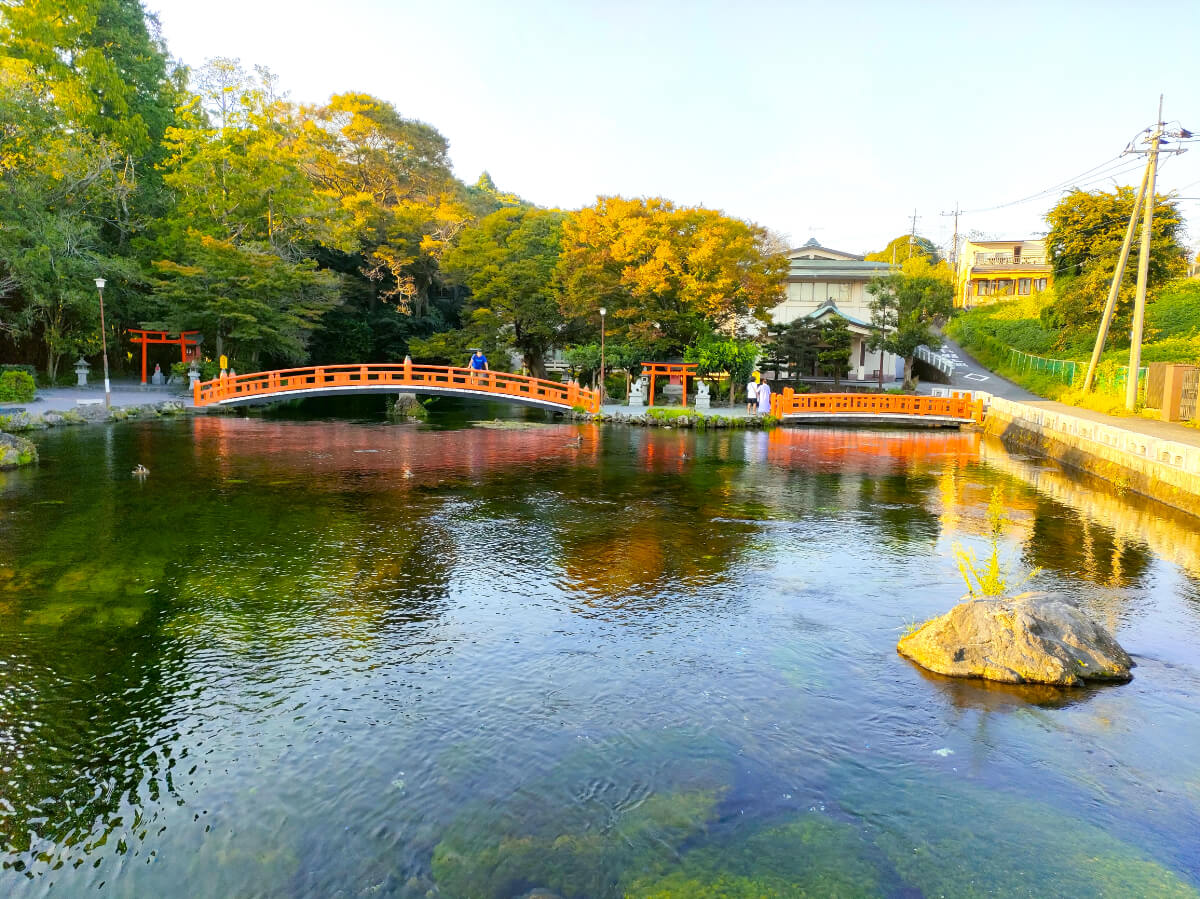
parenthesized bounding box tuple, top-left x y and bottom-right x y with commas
(953, 487, 1041, 598)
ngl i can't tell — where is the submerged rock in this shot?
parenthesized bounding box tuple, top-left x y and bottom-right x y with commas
(897, 592, 1133, 686)
(0, 431, 37, 469)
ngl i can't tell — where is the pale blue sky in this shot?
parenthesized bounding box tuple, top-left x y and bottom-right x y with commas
(147, 0, 1200, 256)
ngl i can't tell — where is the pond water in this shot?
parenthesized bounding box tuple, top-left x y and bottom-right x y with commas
(2, 401, 1199, 897)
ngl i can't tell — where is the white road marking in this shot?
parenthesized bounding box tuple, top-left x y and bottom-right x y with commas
(964, 373, 990, 381)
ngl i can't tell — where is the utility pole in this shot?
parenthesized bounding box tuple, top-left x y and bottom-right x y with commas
(907, 209, 919, 260)
(1082, 163, 1149, 392)
(1125, 97, 1163, 411)
(940, 203, 961, 268)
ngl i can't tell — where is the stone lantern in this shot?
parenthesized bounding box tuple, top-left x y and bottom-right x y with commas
(74, 357, 91, 387)
(187, 361, 201, 389)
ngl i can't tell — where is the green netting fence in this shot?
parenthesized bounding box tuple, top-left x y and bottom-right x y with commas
(1007, 348, 1145, 392)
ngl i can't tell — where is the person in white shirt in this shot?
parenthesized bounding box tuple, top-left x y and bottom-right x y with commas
(746, 374, 759, 414)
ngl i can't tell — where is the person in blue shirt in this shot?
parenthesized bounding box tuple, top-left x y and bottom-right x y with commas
(467, 350, 489, 371)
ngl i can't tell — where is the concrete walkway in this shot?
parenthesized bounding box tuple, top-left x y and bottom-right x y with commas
(1, 382, 193, 415)
(936, 337, 1200, 449)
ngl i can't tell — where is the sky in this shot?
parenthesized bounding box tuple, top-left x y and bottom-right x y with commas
(145, 0, 1200, 257)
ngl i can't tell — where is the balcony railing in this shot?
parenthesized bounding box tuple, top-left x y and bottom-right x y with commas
(970, 254, 1048, 267)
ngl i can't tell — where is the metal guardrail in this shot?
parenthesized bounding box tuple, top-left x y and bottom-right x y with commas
(914, 345, 955, 378)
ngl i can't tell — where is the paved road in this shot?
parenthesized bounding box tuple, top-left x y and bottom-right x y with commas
(928, 338, 1200, 449)
(921, 337, 1040, 401)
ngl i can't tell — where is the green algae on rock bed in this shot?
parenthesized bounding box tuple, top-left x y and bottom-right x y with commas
(835, 770, 1199, 898)
(431, 731, 733, 899)
(433, 788, 723, 899)
(625, 814, 884, 898)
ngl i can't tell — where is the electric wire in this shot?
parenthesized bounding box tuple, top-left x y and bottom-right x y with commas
(960, 156, 1125, 215)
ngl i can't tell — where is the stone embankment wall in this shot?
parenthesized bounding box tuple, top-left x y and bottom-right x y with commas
(984, 396, 1200, 516)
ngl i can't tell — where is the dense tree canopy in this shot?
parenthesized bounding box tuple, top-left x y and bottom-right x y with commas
(557, 196, 788, 356)
(865, 234, 942, 266)
(439, 207, 565, 376)
(1042, 187, 1186, 335)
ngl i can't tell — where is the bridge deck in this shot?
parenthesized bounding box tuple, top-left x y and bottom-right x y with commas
(194, 364, 601, 413)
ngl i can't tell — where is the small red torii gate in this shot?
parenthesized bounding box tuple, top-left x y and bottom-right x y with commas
(641, 362, 697, 408)
(128, 329, 202, 385)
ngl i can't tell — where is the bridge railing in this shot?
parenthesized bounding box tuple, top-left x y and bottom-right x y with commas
(194, 363, 601, 412)
(771, 389, 983, 422)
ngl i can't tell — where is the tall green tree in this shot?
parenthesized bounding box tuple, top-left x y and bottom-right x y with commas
(1, 0, 177, 158)
(0, 64, 142, 378)
(557, 196, 787, 356)
(764, 319, 819, 380)
(815, 319, 853, 386)
(867, 273, 953, 387)
(2, 0, 181, 246)
(1042, 187, 1186, 336)
(301, 92, 468, 317)
(155, 59, 341, 255)
(439, 207, 565, 376)
(150, 235, 338, 365)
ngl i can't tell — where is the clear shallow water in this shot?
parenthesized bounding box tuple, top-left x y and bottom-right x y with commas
(1, 402, 1199, 897)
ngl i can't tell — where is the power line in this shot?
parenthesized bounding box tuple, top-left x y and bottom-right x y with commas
(960, 156, 1125, 214)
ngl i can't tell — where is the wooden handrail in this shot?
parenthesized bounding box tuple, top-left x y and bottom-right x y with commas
(193, 364, 602, 413)
(772, 390, 982, 422)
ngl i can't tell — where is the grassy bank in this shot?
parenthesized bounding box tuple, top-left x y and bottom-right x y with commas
(947, 280, 1200, 416)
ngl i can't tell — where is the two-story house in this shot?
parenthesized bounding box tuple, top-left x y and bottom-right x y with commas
(956, 238, 1052, 308)
(768, 238, 901, 382)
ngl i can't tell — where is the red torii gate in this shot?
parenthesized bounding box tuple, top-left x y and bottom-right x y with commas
(128, 329, 202, 384)
(641, 362, 697, 408)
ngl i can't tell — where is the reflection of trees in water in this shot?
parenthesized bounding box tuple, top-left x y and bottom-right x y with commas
(0, 610, 186, 875)
(1024, 506, 1151, 588)
(979, 436, 1200, 586)
(0, 420, 472, 877)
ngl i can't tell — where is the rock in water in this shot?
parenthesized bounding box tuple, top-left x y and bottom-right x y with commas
(897, 592, 1133, 686)
(0, 431, 38, 469)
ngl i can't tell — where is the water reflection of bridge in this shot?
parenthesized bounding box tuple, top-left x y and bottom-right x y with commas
(188, 416, 600, 487)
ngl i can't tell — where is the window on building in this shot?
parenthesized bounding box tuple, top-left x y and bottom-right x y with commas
(976, 280, 991, 296)
(1034, 278, 1048, 292)
(995, 279, 1013, 296)
(860, 341, 866, 365)
(1018, 278, 1031, 295)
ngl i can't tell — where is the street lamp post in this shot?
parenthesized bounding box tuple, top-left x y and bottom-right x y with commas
(598, 307, 606, 405)
(94, 278, 111, 409)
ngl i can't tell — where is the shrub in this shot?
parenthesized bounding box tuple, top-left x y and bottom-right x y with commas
(0, 370, 36, 403)
(953, 487, 1040, 597)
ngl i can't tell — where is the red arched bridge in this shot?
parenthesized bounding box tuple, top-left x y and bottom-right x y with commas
(193, 363, 602, 413)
